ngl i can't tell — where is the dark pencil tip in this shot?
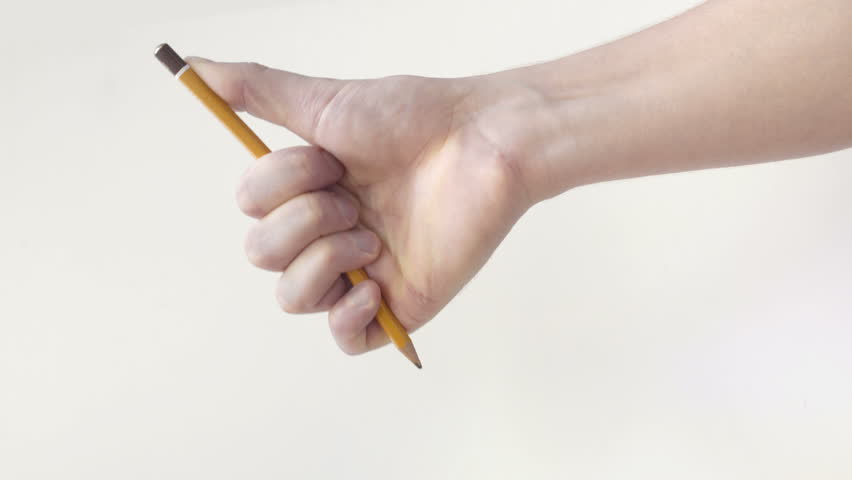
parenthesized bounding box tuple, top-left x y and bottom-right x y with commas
(154, 43, 187, 76)
(400, 342, 422, 370)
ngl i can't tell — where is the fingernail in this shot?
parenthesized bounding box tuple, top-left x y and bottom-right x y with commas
(352, 230, 379, 255)
(185, 56, 212, 64)
(321, 149, 339, 163)
(336, 199, 358, 223)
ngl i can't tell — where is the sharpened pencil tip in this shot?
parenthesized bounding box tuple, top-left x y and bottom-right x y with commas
(399, 342, 422, 369)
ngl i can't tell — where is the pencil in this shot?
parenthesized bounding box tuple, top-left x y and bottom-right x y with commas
(155, 43, 422, 369)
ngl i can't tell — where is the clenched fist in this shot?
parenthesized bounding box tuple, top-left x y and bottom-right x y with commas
(190, 59, 539, 355)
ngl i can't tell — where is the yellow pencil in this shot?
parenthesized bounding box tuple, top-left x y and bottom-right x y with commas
(155, 43, 421, 369)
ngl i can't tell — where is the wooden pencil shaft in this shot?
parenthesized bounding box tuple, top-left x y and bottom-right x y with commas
(344, 270, 410, 349)
(178, 68, 271, 159)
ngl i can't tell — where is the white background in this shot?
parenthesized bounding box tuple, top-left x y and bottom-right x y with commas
(2, 0, 851, 478)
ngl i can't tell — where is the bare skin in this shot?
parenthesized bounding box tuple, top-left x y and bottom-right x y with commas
(188, 0, 852, 356)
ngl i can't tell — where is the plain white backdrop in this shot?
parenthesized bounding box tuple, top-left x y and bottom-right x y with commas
(2, 0, 851, 478)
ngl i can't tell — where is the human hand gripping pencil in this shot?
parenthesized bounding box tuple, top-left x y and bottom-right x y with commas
(155, 44, 421, 368)
(154, 0, 852, 367)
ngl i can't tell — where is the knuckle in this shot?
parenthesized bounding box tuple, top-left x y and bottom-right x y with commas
(323, 192, 358, 228)
(293, 147, 344, 182)
(244, 228, 275, 269)
(342, 203, 359, 228)
(328, 318, 359, 356)
(315, 240, 340, 270)
(302, 192, 350, 230)
(235, 183, 264, 218)
(340, 345, 360, 356)
(290, 149, 318, 179)
(276, 280, 305, 314)
(300, 193, 328, 226)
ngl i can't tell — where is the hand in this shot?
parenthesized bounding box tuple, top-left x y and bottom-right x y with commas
(186, 0, 852, 357)
(189, 59, 538, 355)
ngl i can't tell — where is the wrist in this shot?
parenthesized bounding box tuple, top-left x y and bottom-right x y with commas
(489, 51, 651, 202)
(454, 37, 663, 209)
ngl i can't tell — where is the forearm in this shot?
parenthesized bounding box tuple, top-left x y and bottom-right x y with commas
(501, 0, 852, 200)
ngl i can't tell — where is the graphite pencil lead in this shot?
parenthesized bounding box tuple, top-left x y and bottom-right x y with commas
(400, 342, 422, 369)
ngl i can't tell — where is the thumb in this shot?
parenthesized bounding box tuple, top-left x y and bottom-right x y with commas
(186, 57, 344, 144)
